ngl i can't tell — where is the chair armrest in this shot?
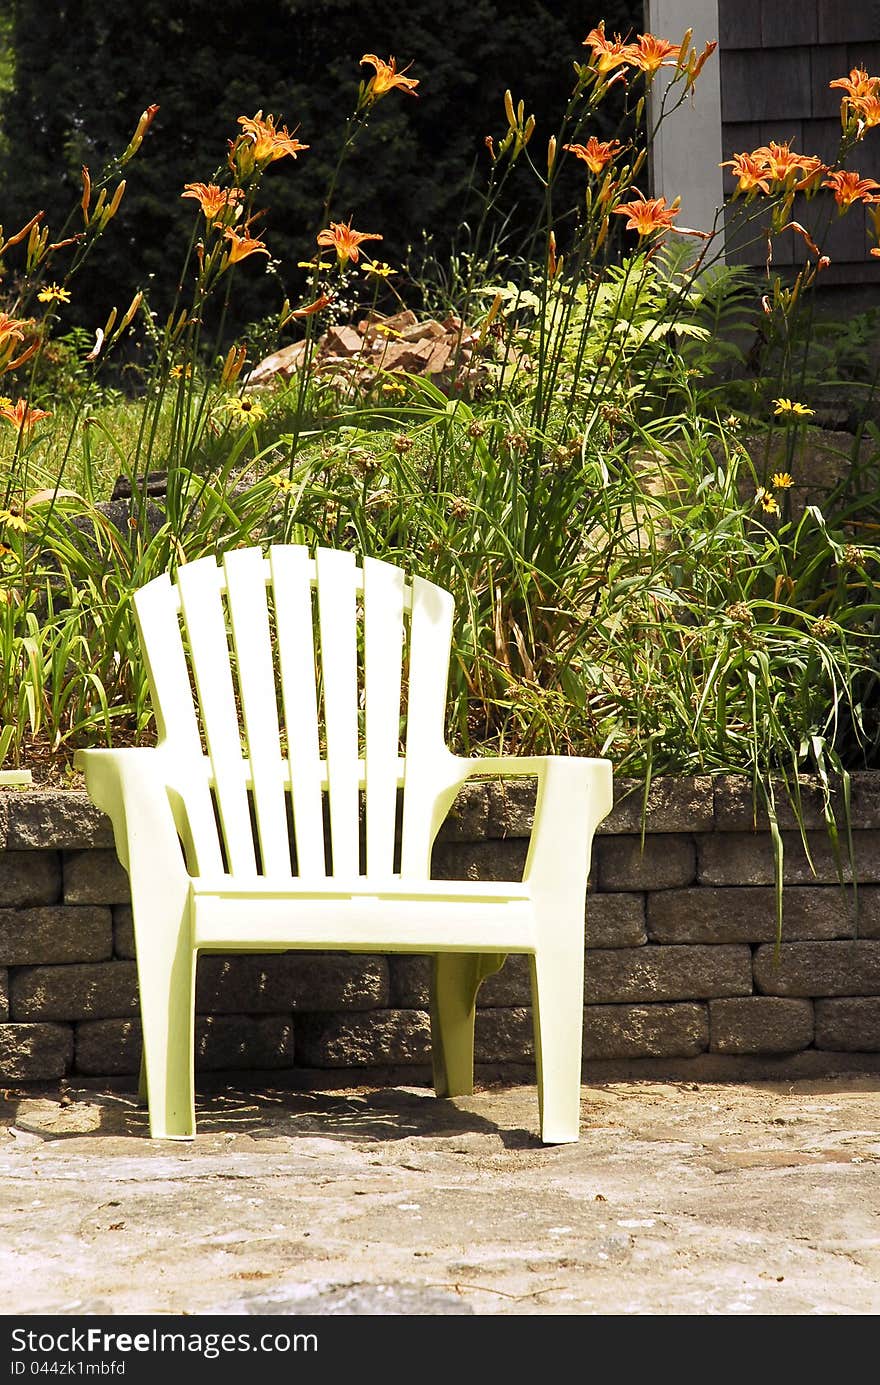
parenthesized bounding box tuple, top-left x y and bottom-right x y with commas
(449, 754, 613, 893)
(73, 748, 189, 893)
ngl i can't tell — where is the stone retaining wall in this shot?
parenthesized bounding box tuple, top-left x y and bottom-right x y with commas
(1, 775, 879, 1086)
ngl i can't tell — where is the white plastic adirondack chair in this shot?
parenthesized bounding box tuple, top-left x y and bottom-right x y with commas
(75, 545, 612, 1143)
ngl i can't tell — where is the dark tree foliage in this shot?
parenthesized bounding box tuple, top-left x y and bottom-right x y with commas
(0, 0, 641, 334)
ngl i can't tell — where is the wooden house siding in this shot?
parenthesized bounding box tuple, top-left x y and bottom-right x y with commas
(718, 0, 880, 283)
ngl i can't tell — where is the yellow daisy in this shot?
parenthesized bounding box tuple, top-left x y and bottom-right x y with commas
(772, 472, 794, 489)
(0, 508, 28, 532)
(37, 284, 71, 304)
(224, 396, 266, 425)
(773, 397, 814, 418)
(756, 487, 779, 515)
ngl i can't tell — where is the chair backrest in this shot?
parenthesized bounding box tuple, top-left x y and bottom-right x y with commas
(132, 545, 455, 881)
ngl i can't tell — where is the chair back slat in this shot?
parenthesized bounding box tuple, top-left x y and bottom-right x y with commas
(138, 546, 456, 884)
(269, 545, 326, 875)
(132, 574, 224, 876)
(363, 556, 406, 876)
(176, 557, 257, 876)
(315, 547, 361, 875)
(223, 549, 290, 876)
(400, 574, 455, 877)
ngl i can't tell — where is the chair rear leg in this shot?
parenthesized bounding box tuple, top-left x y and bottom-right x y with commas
(136, 924, 197, 1140)
(431, 952, 505, 1098)
(529, 928, 585, 1144)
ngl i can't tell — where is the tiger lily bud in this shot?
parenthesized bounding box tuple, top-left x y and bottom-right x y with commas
(121, 105, 159, 165)
(117, 291, 143, 336)
(547, 136, 557, 174)
(26, 220, 49, 273)
(0, 211, 44, 258)
(220, 343, 248, 386)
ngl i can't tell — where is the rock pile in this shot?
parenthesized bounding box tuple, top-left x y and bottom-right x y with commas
(246, 309, 490, 393)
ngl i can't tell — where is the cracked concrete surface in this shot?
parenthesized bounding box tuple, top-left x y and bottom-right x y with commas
(2, 1077, 879, 1315)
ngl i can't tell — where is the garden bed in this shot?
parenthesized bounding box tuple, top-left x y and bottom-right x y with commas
(1, 773, 879, 1087)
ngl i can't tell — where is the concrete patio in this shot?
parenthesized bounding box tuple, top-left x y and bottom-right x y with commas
(2, 1074, 879, 1316)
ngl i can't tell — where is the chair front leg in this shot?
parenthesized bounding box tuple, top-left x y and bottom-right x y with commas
(136, 896, 197, 1140)
(529, 913, 586, 1144)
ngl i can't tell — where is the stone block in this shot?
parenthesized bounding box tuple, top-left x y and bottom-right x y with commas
(0, 906, 112, 966)
(435, 783, 489, 842)
(485, 775, 713, 839)
(0, 1022, 73, 1079)
(486, 779, 537, 837)
(75, 1014, 297, 1074)
(195, 1015, 295, 1070)
(195, 954, 389, 1013)
(4, 792, 114, 850)
(432, 839, 528, 883)
(10, 962, 139, 1021)
(648, 886, 867, 944)
(596, 835, 696, 891)
(389, 954, 535, 1010)
(587, 893, 647, 949)
(713, 772, 880, 831)
(814, 998, 880, 1051)
(474, 1006, 533, 1062)
(75, 1018, 142, 1075)
(113, 905, 135, 959)
(602, 777, 714, 834)
(388, 956, 430, 1008)
(0, 851, 62, 907)
(697, 831, 880, 886)
(63, 850, 131, 905)
(296, 1009, 431, 1067)
(585, 944, 752, 1004)
(479, 957, 531, 1006)
(709, 997, 814, 1054)
(754, 940, 880, 996)
(583, 1003, 708, 1059)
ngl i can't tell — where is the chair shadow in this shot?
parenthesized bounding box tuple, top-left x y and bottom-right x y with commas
(0, 1077, 543, 1151)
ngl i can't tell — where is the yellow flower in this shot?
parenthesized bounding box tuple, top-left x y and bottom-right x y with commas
(360, 259, 396, 278)
(772, 472, 794, 489)
(170, 362, 194, 380)
(381, 380, 405, 394)
(37, 284, 71, 304)
(267, 474, 294, 492)
(0, 507, 28, 532)
(755, 486, 779, 515)
(224, 396, 265, 425)
(0, 396, 12, 411)
(297, 258, 334, 271)
(773, 397, 814, 417)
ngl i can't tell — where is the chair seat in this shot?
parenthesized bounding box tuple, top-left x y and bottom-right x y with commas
(191, 873, 537, 953)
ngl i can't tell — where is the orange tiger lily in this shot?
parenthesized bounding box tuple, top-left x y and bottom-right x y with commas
(316, 219, 383, 267)
(564, 137, 622, 173)
(359, 54, 419, 105)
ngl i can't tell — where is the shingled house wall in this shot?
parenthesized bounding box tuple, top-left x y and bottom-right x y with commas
(719, 0, 880, 284)
(1, 777, 880, 1088)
